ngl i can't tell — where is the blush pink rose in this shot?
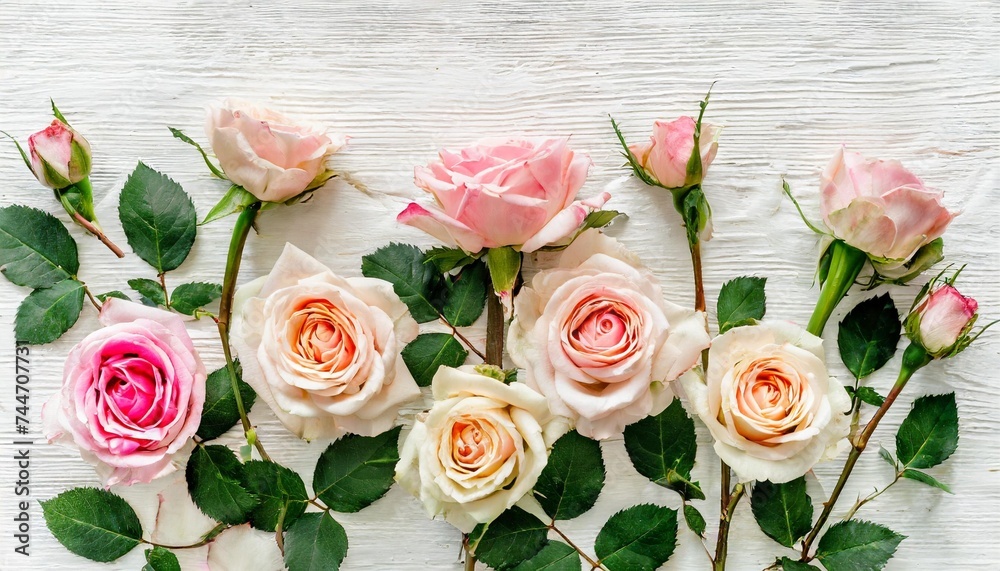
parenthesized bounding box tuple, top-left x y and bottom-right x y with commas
(28, 119, 92, 190)
(821, 148, 957, 274)
(206, 100, 347, 203)
(42, 299, 206, 486)
(906, 283, 979, 357)
(398, 137, 609, 253)
(508, 230, 711, 439)
(628, 116, 720, 189)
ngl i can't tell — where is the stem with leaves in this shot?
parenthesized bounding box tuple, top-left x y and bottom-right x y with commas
(547, 520, 603, 569)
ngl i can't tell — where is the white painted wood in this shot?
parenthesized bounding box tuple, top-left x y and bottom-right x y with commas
(0, 0, 997, 569)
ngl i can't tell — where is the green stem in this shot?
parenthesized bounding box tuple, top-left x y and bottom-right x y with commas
(217, 202, 270, 461)
(57, 180, 125, 258)
(806, 240, 867, 337)
(713, 483, 745, 571)
(548, 520, 603, 569)
(145, 523, 231, 550)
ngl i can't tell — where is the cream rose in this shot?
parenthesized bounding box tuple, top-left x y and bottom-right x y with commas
(232, 243, 420, 440)
(508, 230, 711, 439)
(681, 321, 851, 483)
(395, 365, 568, 532)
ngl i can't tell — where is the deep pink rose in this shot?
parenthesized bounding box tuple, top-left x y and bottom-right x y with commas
(906, 284, 979, 357)
(398, 137, 609, 253)
(628, 116, 720, 189)
(43, 299, 206, 485)
(28, 119, 92, 190)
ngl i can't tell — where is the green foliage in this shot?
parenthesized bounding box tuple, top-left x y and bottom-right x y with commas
(815, 520, 905, 571)
(118, 162, 197, 272)
(15, 278, 84, 344)
(779, 557, 820, 571)
(313, 427, 401, 513)
(0, 204, 79, 288)
(283, 512, 349, 571)
(580, 209, 623, 232)
(241, 460, 309, 532)
(471, 506, 549, 571)
(534, 430, 606, 521)
(594, 504, 678, 571)
(362, 243, 441, 322)
(610, 116, 659, 188)
(511, 541, 581, 571)
(186, 445, 257, 524)
(750, 477, 813, 548)
(197, 362, 257, 441)
(168, 126, 227, 180)
(847, 386, 886, 407)
(424, 246, 479, 273)
(838, 294, 901, 380)
(900, 469, 953, 494)
(128, 277, 166, 307)
(143, 546, 181, 571)
(896, 393, 959, 469)
(401, 333, 468, 387)
(486, 246, 521, 294)
(40, 488, 143, 562)
(201, 185, 259, 225)
(96, 290, 130, 302)
(442, 260, 488, 327)
(623, 399, 704, 500)
(170, 282, 223, 315)
(683, 504, 706, 537)
(716, 276, 767, 334)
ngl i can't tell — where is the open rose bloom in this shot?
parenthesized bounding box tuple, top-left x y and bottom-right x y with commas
(628, 115, 720, 189)
(232, 243, 420, 441)
(395, 365, 569, 532)
(508, 230, 711, 439)
(42, 300, 206, 486)
(906, 283, 979, 358)
(399, 137, 610, 254)
(681, 321, 851, 483)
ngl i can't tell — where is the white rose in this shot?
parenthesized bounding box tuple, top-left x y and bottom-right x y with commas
(395, 365, 569, 532)
(507, 229, 711, 439)
(232, 243, 420, 441)
(680, 321, 851, 483)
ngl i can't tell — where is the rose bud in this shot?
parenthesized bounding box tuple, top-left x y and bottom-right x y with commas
(905, 282, 980, 358)
(628, 116, 720, 190)
(28, 119, 92, 190)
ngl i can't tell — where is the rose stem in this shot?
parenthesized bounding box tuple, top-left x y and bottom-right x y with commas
(713, 482, 745, 571)
(549, 520, 602, 569)
(56, 179, 126, 259)
(805, 240, 867, 337)
(70, 211, 125, 258)
(158, 272, 170, 309)
(799, 343, 931, 560)
(217, 202, 270, 462)
(441, 317, 487, 361)
(82, 284, 102, 311)
(145, 522, 230, 550)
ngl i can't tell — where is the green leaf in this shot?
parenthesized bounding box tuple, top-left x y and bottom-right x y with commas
(534, 430, 606, 521)
(197, 362, 257, 441)
(201, 185, 259, 225)
(750, 477, 813, 548)
(168, 127, 227, 180)
(50, 99, 69, 124)
(838, 294, 901, 380)
(443, 260, 488, 327)
(779, 557, 821, 571)
(401, 333, 468, 387)
(486, 246, 521, 294)
(472, 506, 548, 571)
(283, 511, 349, 571)
(313, 426, 401, 513)
(900, 469, 953, 493)
(128, 277, 166, 307)
(424, 246, 479, 273)
(853, 387, 886, 407)
(716, 276, 767, 334)
(511, 541, 581, 571)
(610, 116, 659, 188)
(0, 204, 79, 288)
(896, 393, 959, 469)
(40, 487, 143, 562)
(171, 282, 223, 315)
(241, 460, 309, 532)
(877, 446, 897, 469)
(580, 210, 623, 231)
(15, 279, 85, 344)
(96, 290, 130, 302)
(815, 520, 905, 571)
(683, 504, 706, 537)
(118, 162, 197, 272)
(361, 243, 441, 322)
(186, 445, 257, 524)
(623, 398, 704, 500)
(143, 546, 181, 571)
(594, 504, 678, 571)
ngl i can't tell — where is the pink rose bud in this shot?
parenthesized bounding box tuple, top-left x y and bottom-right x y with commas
(628, 116, 720, 189)
(906, 284, 979, 358)
(28, 119, 92, 189)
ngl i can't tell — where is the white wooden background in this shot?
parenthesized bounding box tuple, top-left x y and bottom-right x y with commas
(0, 1, 998, 569)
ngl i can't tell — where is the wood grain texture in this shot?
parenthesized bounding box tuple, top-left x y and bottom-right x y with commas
(0, 0, 998, 569)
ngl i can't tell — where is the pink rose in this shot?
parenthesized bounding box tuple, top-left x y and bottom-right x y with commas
(42, 299, 206, 486)
(398, 137, 609, 253)
(628, 116, 720, 189)
(28, 119, 92, 190)
(206, 100, 347, 203)
(906, 283, 979, 357)
(508, 230, 711, 439)
(821, 148, 957, 275)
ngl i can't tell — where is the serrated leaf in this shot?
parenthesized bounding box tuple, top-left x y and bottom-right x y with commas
(15, 279, 85, 344)
(750, 477, 813, 548)
(594, 504, 678, 571)
(313, 427, 401, 513)
(0, 204, 79, 288)
(838, 294, 901, 380)
(197, 362, 257, 441)
(623, 399, 704, 500)
(40, 487, 142, 562)
(472, 506, 549, 571)
(171, 282, 223, 315)
(534, 430, 606, 521)
(854, 387, 886, 407)
(900, 469, 953, 493)
(168, 127, 227, 180)
(716, 276, 767, 334)
(118, 162, 197, 272)
(186, 445, 257, 524)
(896, 393, 958, 469)
(815, 520, 905, 571)
(128, 277, 166, 307)
(201, 185, 258, 225)
(683, 505, 706, 537)
(401, 333, 468, 387)
(511, 541, 581, 571)
(361, 243, 440, 322)
(424, 246, 479, 273)
(877, 446, 896, 469)
(780, 557, 820, 571)
(486, 246, 521, 295)
(241, 460, 309, 532)
(143, 546, 181, 571)
(96, 290, 130, 302)
(283, 511, 348, 571)
(442, 260, 488, 327)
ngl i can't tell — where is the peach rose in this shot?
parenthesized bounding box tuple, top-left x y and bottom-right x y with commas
(232, 243, 420, 440)
(681, 321, 851, 483)
(628, 116, 720, 189)
(508, 230, 710, 439)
